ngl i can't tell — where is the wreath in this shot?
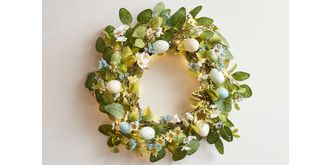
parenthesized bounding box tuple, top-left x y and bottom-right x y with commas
(85, 2, 252, 162)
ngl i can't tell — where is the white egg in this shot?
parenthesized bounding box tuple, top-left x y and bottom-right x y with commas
(210, 69, 225, 84)
(195, 120, 210, 137)
(139, 126, 155, 140)
(184, 38, 200, 52)
(106, 80, 122, 94)
(152, 40, 169, 54)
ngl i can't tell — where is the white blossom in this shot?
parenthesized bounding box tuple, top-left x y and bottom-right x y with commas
(183, 136, 197, 144)
(135, 52, 151, 69)
(181, 146, 191, 151)
(115, 35, 127, 42)
(210, 110, 220, 118)
(113, 25, 129, 42)
(211, 44, 224, 56)
(172, 114, 181, 123)
(197, 73, 209, 81)
(185, 112, 194, 121)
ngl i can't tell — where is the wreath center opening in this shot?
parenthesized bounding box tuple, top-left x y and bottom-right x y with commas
(139, 54, 200, 119)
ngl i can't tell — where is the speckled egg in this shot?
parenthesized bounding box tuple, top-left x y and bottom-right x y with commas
(195, 120, 210, 137)
(218, 87, 229, 99)
(184, 38, 199, 52)
(119, 122, 131, 134)
(209, 69, 225, 85)
(106, 80, 122, 94)
(152, 40, 169, 54)
(139, 126, 155, 140)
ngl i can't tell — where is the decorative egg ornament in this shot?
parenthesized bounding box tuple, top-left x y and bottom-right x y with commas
(195, 120, 210, 137)
(184, 38, 200, 52)
(152, 40, 169, 54)
(85, 2, 252, 162)
(210, 69, 225, 84)
(119, 122, 131, 134)
(139, 127, 155, 140)
(218, 87, 229, 99)
(106, 80, 122, 94)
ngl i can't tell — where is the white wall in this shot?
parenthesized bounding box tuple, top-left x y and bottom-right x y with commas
(43, 0, 288, 164)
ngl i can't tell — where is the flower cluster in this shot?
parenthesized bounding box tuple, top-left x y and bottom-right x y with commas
(85, 2, 252, 163)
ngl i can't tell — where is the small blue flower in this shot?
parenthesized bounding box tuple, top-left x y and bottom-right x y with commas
(118, 73, 125, 81)
(188, 62, 201, 71)
(217, 58, 224, 70)
(155, 143, 161, 150)
(146, 43, 155, 54)
(129, 139, 137, 150)
(147, 143, 154, 149)
(98, 58, 108, 69)
(160, 114, 173, 123)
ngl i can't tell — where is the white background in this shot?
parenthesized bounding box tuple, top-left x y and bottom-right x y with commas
(42, 0, 288, 165)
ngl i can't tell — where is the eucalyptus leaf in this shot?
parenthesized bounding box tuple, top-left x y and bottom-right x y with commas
(168, 7, 186, 27)
(85, 72, 97, 91)
(224, 49, 233, 60)
(119, 8, 133, 25)
(172, 147, 187, 161)
(153, 2, 165, 17)
(132, 26, 147, 38)
(98, 124, 114, 136)
(187, 139, 200, 155)
(220, 126, 233, 142)
(239, 84, 252, 98)
(216, 31, 230, 47)
(104, 25, 115, 34)
(103, 47, 113, 62)
(189, 5, 202, 17)
(102, 103, 125, 119)
(207, 130, 219, 144)
(200, 30, 214, 41)
(96, 37, 106, 53)
(232, 71, 250, 81)
(95, 90, 114, 105)
(197, 17, 213, 26)
(137, 9, 153, 24)
(215, 138, 224, 154)
(160, 9, 171, 18)
(150, 148, 166, 162)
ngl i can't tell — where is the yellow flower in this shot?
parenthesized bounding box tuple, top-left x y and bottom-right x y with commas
(150, 148, 159, 157)
(155, 136, 166, 146)
(173, 127, 182, 135)
(165, 130, 176, 143)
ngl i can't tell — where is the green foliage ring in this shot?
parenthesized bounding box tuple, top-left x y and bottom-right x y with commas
(85, 2, 252, 162)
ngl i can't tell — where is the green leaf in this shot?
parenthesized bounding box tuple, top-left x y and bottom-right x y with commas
(168, 7, 186, 27)
(207, 130, 220, 144)
(143, 107, 154, 121)
(85, 72, 97, 91)
(187, 139, 200, 155)
(189, 5, 202, 17)
(200, 30, 214, 41)
(197, 17, 213, 26)
(221, 101, 232, 113)
(216, 31, 230, 47)
(160, 9, 171, 18)
(239, 84, 252, 98)
(103, 47, 113, 62)
(102, 103, 125, 119)
(159, 30, 174, 41)
(220, 126, 233, 142)
(224, 49, 233, 60)
(215, 138, 224, 154)
(150, 17, 163, 29)
(137, 9, 153, 24)
(95, 90, 114, 105)
(150, 148, 166, 162)
(172, 147, 187, 161)
(207, 88, 219, 102)
(104, 25, 115, 34)
(153, 2, 165, 17)
(107, 136, 121, 147)
(98, 124, 114, 136)
(110, 52, 121, 65)
(134, 38, 145, 48)
(119, 8, 132, 25)
(96, 37, 106, 53)
(232, 71, 250, 81)
(132, 26, 147, 38)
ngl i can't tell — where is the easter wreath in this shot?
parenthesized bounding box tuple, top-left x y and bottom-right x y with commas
(85, 2, 252, 162)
